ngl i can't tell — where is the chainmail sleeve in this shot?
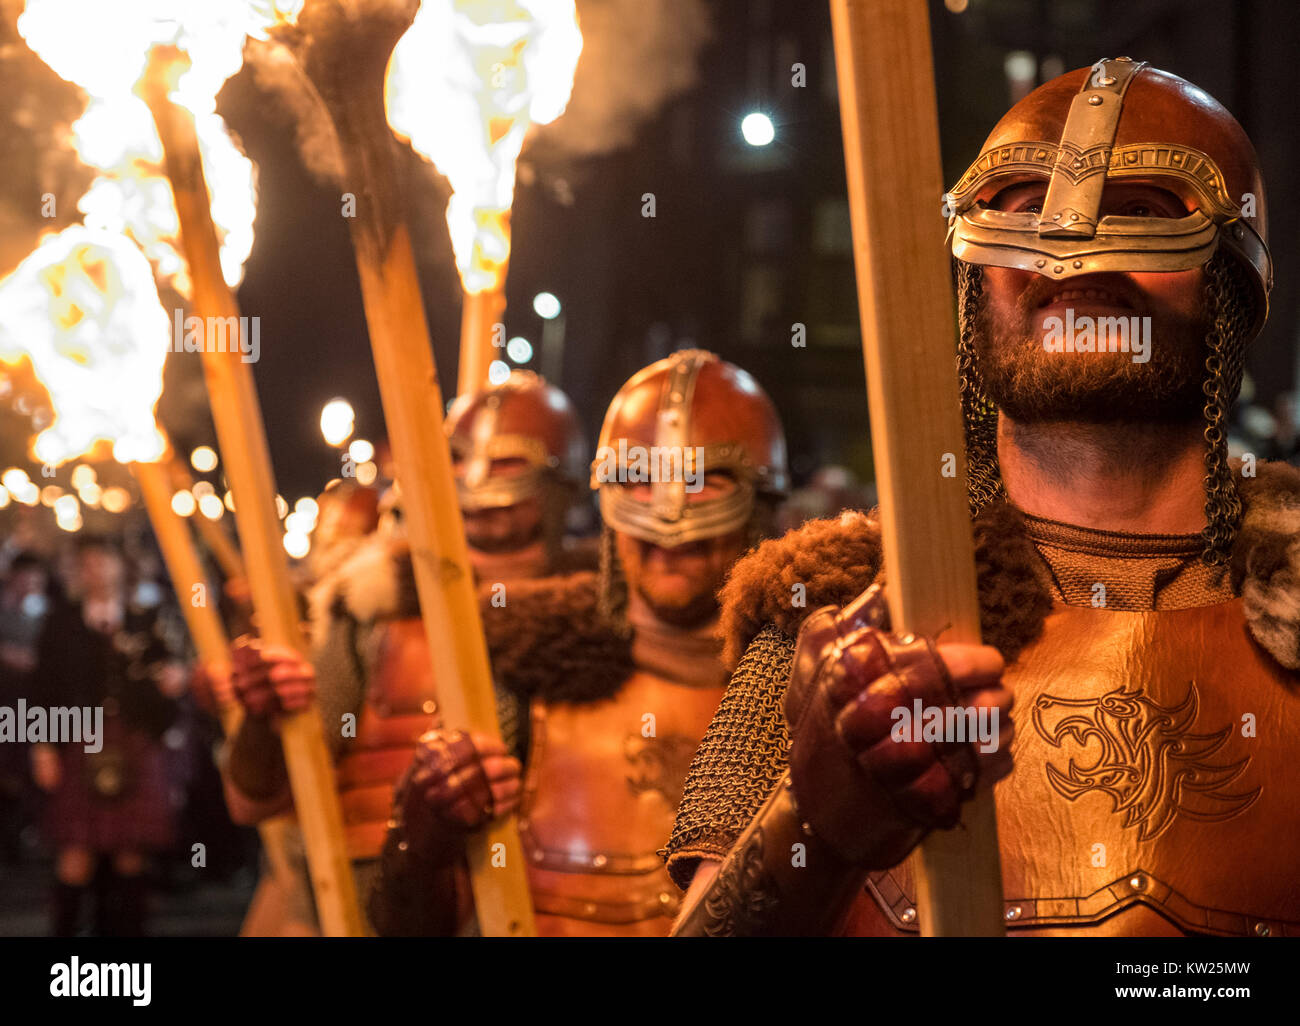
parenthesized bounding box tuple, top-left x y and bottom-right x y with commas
(661, 622, 796, 890)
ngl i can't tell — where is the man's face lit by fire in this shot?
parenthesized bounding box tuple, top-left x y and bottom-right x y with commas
(614, 472, 748, 628)
(973, 180, 1210, 423)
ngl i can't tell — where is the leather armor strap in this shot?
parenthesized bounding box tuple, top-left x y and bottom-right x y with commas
(671, 773, 868, 937)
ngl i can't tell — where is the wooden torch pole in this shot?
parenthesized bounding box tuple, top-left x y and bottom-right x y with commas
(291, 1, 535, 936)
(829, 0, 1005, 936)
(134, 454, 303, 920)
(457, 285, 506, 397)
(167, 456, 247, 584)
(141, 48, 364, 936)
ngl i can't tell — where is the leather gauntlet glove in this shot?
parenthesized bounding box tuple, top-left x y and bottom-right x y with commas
(785, 584, 980, 868)
(392, 728, 496, 868)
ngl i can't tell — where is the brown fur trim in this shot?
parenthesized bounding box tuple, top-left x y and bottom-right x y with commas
(1232, 460, 1300, 669)
(718, 504, 1052, 670)
(718, 510, 883, 670)
(478, 571, 633, 704)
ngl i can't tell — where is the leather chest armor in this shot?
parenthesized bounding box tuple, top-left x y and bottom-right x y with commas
(519, 668, 726, 936)
(846, 599, 1300, 936)
(336, 617, 440, 860)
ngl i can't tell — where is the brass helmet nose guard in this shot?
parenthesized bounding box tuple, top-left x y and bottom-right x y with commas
(944, 58, 1272, 337)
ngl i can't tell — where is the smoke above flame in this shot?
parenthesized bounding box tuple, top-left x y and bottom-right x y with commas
(0, 226, 170, 466)
(385, 0, 583, 294)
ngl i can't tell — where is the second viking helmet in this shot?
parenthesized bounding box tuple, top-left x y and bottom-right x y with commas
(944, 57, 1271, 337)
(446, 370, 587, 511)
(591, 350, 788, 547)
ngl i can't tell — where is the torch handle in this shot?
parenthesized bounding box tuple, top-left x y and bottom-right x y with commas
(133, 458, 230, 671)
(458, 286, 507, 397)
(168, 457, 247, 584)
(144, 65, 364, 937)
(350, 219, 537, 937)
(830, 0, 1005, 936)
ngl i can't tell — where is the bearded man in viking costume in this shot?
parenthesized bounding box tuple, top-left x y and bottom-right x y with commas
(665, 59, 1299, 937)
(221, 371, 589, 934)
(366, 350, 788, 936)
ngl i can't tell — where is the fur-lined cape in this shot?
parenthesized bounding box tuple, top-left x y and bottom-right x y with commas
(320, 538, 631, 704)
(477, 572, 633, 703)
(720, 459, 1300, 672)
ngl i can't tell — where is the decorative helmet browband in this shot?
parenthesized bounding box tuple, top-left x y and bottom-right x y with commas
(445, 370, 586, 512)
(591, 349, 788, 549)
(944, 57, 1271, 332)
(947, 59, 1271, 564)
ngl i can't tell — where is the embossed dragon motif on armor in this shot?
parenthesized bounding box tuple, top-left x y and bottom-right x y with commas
(624, 733, 698, 807)
(1031, 683, 1260, 840)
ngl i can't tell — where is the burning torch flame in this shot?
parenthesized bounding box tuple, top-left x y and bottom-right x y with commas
(16, 1, 301, 293)
(0, 226, 170, 466)
(386, 0, 583, 294)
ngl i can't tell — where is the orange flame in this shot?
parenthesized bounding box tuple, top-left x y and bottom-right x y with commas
(386, 0, 583, 294)
(0, 226, 170, 466)
(16, 1, 301, 293)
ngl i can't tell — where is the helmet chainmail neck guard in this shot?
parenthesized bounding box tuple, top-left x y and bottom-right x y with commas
(956, 251, 1256, 565)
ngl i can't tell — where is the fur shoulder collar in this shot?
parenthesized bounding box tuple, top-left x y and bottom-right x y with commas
(720, 459, 1300, 672)
(479, 571, 634, 704)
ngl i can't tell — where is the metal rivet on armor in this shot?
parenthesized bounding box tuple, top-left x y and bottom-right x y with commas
(1254, 922, 1271, 937)
(1117, 56, 1133, 62)
(397, 841, 408, 853)
(1073, 260, 1084, 268)
(898, 632, 915, 645)
(1052, 212, 1062, 220)
(1073, 159, 1084, 168)
(659, 892, 673, 905)
(1099, 75, 1116, 86)
(422, 700, 438, 715)
(1087, 94, 1103, 106)
(1005, 905, 1022, 921)
(386, 818, 398, 830)
(531, 849, 544, 862)
(783, 776, 794, 790)
(1129, 874, 1146, 891)
(900, 907, 916, 924)
(1069, 213, 1079, 221)
(1035, 259, 1046, 268)
(583, 903, 598, 916)
(801, 821, 814, 838)
(592, 854, 608, 869)
(1053, 265, 1064, 274)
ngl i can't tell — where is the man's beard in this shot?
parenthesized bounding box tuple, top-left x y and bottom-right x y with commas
(635, 580, 719, 628)
(971, 271, 1208, 423)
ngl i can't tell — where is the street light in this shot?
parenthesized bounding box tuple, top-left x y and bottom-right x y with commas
(741, 112, 775, 147)
(533, 292, 561, 320)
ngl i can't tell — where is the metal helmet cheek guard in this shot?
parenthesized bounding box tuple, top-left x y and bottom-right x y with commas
(591, 350, 788, 548)
(945, 58, 1272, 337)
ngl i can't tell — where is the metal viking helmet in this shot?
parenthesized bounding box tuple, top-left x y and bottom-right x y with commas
(945, 57, 1271, 337)
(445, 370, 587, 511)
(591, 349, 788, 548)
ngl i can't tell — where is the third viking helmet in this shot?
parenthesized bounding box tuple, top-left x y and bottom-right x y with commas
(591, 350, 788, 548)
(445, 370, 586, 512)
(945, 57, 1271, 335)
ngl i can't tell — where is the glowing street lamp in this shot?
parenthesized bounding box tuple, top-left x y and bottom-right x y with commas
(741, 111, 775, 147)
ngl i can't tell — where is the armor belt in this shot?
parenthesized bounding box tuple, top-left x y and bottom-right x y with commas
(850, 599, 1300, 936)
(337, 618, 441, 861)
(519, 669, 726, 936)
